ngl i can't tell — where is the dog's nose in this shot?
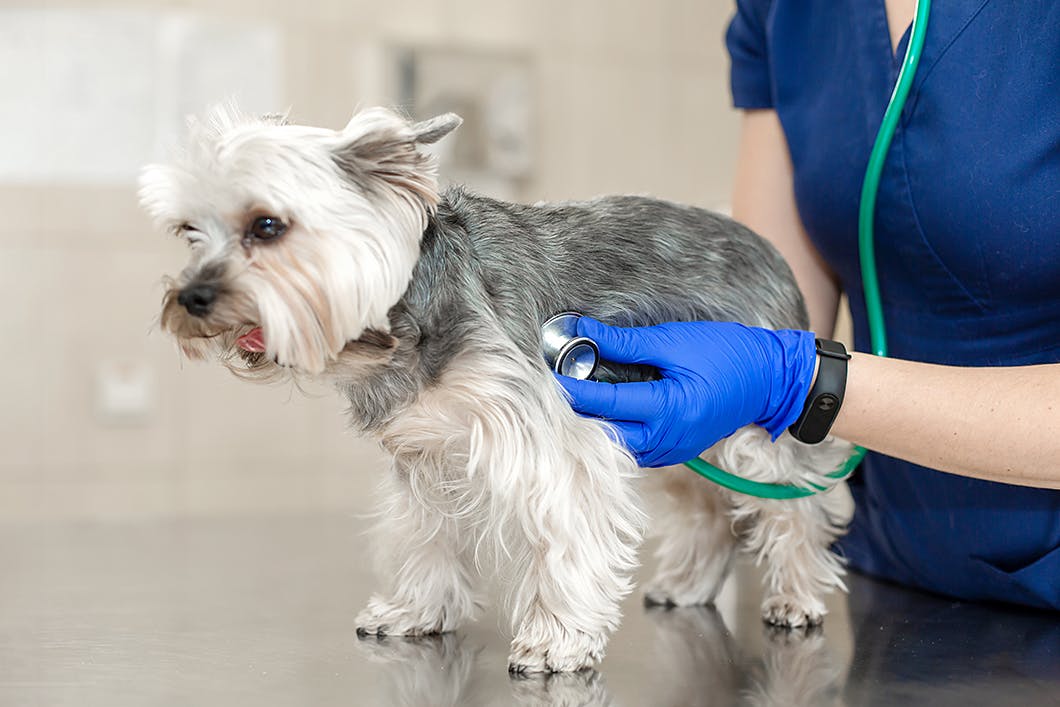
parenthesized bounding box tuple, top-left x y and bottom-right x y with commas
(177, 283, 217, 317)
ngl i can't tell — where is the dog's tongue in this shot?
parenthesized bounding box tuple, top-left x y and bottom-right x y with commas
(236, 327, 266, 352)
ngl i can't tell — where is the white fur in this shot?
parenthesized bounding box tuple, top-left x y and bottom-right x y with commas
(140, 105, 434, 373)
(365, 342, 853, 668)
(370, 341, 644, 672)
(143, 105, 856, 674)
(644, 430, 854, 627)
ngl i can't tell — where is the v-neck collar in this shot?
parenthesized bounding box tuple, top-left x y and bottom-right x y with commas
(880, 0, 997, 89)
(879, 0, 914, 78)
(882, 0, 915, 59)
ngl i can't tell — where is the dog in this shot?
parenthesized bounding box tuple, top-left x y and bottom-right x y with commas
(139, 105, 855, 673)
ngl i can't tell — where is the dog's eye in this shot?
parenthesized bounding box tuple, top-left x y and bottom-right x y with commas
(247, 216, 287, 241)
(175, 223, 205, 246)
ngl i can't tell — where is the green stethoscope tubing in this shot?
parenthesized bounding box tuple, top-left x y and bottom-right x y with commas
(683, 0, 931, 500)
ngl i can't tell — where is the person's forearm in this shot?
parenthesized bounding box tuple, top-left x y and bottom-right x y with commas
(831, 354, 1060, 488)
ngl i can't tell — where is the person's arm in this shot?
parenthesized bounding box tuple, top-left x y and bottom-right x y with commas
(733, 110, 841, 337)
(557, 108, 1060, 488)
(835, 355, 1060, 488)
(731, 110, 1060, 487)
(557, 319, 1060, 489)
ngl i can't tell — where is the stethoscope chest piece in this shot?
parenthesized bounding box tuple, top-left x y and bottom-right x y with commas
(541, 312, 600, 380)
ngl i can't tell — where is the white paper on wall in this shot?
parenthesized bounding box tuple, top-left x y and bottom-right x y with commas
(0, 9, 281, 185)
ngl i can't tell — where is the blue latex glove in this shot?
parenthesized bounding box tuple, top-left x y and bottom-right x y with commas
(554, 318, 817, 467)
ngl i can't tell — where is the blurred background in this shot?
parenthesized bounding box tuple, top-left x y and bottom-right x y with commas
(0, 0, 741, 523)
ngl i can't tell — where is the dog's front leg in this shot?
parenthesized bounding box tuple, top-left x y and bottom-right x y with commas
(505, 417, 644, 673)
(356, 467, 482, 637)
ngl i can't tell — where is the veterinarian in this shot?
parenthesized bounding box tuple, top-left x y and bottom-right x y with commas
(558, 1, 1060, 610)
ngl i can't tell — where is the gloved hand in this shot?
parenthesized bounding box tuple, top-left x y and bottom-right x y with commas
(554, 318, 817, 467)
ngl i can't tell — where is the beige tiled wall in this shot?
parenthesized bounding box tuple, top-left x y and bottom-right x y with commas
(1, 0, 741, 522)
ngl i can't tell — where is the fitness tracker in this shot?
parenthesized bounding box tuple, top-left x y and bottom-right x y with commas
(788, 338, 850, 444)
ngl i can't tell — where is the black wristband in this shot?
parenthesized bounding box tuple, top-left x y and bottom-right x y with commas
(788, 339, 850, 444)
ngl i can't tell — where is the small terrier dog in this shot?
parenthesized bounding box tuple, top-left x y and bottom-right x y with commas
(140, 106, 854, 673)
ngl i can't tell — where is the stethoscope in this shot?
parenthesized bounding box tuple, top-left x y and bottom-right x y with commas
(541, 312, 661, 383)
(540, 0, 930, 498)
(541, 312, 601, 380)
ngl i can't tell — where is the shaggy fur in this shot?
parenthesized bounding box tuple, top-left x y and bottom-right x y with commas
(140, 105, 854, 673)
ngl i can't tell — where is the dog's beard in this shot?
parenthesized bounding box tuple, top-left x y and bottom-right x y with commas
(161, 291, 399, 382)
(144, 104, 452, 377)
(161, 211, 418, 377)
(159, 280, 271, 374)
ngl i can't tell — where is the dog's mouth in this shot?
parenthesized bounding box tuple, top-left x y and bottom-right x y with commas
(232, 325, 398, 357)
(235, 327, 267, 353)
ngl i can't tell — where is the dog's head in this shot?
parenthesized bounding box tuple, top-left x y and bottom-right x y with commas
(139, 104, 461, 376)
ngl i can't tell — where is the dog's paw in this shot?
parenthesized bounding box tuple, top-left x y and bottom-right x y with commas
(354, 595, 449, 638)
(508, 628, 606, 674)
(760, 594, 825, 629)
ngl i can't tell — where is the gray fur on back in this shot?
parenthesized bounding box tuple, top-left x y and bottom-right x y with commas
(341, 186, 807, 428)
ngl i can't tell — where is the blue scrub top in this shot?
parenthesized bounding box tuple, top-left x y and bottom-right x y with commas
(727, 0, 1060, 609)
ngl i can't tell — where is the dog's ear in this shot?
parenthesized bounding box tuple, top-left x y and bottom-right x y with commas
(410, 113, 462, 145)
(333, 108, 448, 207)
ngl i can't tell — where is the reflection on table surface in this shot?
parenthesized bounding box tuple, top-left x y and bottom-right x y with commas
(1, 514, 1056, 706)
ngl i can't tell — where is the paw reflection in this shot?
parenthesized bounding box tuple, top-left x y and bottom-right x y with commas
(356, 630, 613, 706)
(510, 669, 611, 707)
(642, 605, 844, 707)
(743, 624, 844, 707)
(644, 605, 742, 705)
(355, 632, 481, 706)
(354, 607, 843, 706)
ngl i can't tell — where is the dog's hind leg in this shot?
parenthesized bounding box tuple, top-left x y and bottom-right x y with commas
(717, 430, 854, 628)
(355, 467, 482, 637)
(505, 406, 644, 673)
(642, 470, 737, 607)
(741, 496, 842, 627)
